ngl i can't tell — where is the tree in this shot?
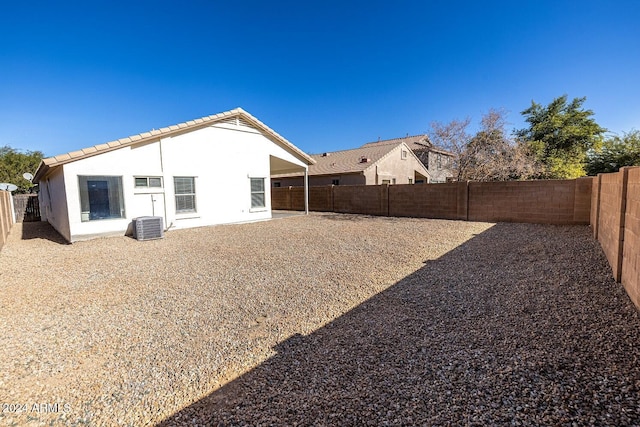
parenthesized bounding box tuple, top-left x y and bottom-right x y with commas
(428, 117, 472, 182)
(0, 146, 44, 193)
(586, 130, 640, 175)
(429, 109, 541, 181)
(516, 95, 607, 179)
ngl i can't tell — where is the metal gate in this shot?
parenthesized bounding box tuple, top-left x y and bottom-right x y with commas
(13, 194, 41, 222)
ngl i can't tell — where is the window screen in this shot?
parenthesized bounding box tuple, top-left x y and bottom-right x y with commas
(174, 177, 196, 213)
(250, 178, 265, 209)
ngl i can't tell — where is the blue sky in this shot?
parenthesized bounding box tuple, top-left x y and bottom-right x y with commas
(1, 1, 639, 158)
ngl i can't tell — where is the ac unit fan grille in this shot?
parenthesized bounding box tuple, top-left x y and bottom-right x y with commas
(133, 216, 164, 241)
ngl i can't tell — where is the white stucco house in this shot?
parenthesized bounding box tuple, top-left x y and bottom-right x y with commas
(33, 108, 315, 242)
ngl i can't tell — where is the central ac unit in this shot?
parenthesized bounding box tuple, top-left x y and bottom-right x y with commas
(133, 216, 164, 241)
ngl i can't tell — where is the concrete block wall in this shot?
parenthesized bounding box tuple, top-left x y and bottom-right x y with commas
(0, 191, 14, 251)
(388, 182, 466, 220)
(622, 168, 640, 307)
(591, 166, 640, 309)
(333, 185, 389, 216)
(309, 186, 333, 212)
(271, 187, 291, 210)
(271, 186, 336, 212)
(573, 177, 593, 224)
(271, 179, 592, 226)
(468, 179, 592, 225)
(596, 170, 627, 281)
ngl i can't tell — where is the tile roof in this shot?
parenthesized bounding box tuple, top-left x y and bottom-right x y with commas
(34, 108, 315, 182)
(362, 134, 432, 151)
(274, 142, 410, 177)
(362, 134, 454, 156)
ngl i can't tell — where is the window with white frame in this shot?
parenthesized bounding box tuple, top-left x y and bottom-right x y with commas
(401, 150, 408, 159)
(250, 178, 265, 209)
(78, 176, 125, 221)
(174, 177, 196, 213)
(135, 176, 163, 188)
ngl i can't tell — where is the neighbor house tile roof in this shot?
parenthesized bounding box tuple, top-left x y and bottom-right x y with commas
(273, 142, 410, 177)
(34, 108, 315, 182)
(362, 134, 453, 156)
(362, 134, 432, 151)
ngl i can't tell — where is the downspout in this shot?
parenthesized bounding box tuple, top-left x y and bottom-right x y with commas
(304, 169, 309, 215)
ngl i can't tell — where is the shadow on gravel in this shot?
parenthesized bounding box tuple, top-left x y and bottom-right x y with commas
(20, 222, 68, 244)
(158, 223, 640, 426)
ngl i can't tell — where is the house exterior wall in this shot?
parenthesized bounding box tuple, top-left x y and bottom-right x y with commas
(414, 149, 454, 183)
(53, 122, 307, 241)
(39, 166, 71, 241)
(373, 145, 430, 184)
(272, 144, 430, 188)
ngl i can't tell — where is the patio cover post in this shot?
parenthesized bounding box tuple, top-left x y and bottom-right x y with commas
(304, 169, 309, 215)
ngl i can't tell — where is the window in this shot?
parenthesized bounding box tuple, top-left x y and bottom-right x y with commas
(174, 177, 196, 213)
(250, 178, 265, 209)
(401, 150, 408, 159)
(79, 176, 125, 221)
(381, 179, 391, 185)
(135, 177, 163, 188)
(273, 182, 281, 188)
(332, 179, 340, 186)
(437, 154, 442, 170)
(392, 178, 396, 185)
(408, 178, 413, 184)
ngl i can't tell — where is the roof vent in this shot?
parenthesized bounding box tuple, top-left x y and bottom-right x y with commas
(359, 156, 370, 163)
(322, 152, 330, 157)
(133, 216, 164, 241)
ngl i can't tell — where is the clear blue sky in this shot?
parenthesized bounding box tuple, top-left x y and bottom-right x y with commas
(1, 0, 638, 158)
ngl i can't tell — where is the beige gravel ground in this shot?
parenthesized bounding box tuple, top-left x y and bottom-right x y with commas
(1, 213, 639, 426)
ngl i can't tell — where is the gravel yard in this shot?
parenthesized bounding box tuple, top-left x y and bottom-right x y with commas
(1, 213, 640, 426)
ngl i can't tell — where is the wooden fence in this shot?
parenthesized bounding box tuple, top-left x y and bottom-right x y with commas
(13, 194, 41, 222)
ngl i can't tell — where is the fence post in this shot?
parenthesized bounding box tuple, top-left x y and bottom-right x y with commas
(592, 175, 602, 239)
(457, 181, 469, 221)
(330, 185, 335, 212)
(615, 167, 630, 282)
(382, 184, 390, 216)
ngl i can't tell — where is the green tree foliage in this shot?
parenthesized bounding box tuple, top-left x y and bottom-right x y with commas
(586, 130, 640, 175)
(429, 109, 541, 181)
(0, 146, 44, 193)
(516, 95, 607, 179)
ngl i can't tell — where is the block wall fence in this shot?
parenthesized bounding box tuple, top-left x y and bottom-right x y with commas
(272, 178, 593, 225)
(592, 167, 640, 309)
(0, 190, 14, 251)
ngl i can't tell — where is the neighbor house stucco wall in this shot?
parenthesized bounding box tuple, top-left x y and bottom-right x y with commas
(371, 145, 430, 184)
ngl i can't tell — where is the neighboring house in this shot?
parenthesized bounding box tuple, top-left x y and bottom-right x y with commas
(362, 135, 454, 183)
(33, 108, 315, 242)
(271, 142, 430, 187)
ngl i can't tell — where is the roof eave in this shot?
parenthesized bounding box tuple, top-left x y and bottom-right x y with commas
(34, 108, 315, 178)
